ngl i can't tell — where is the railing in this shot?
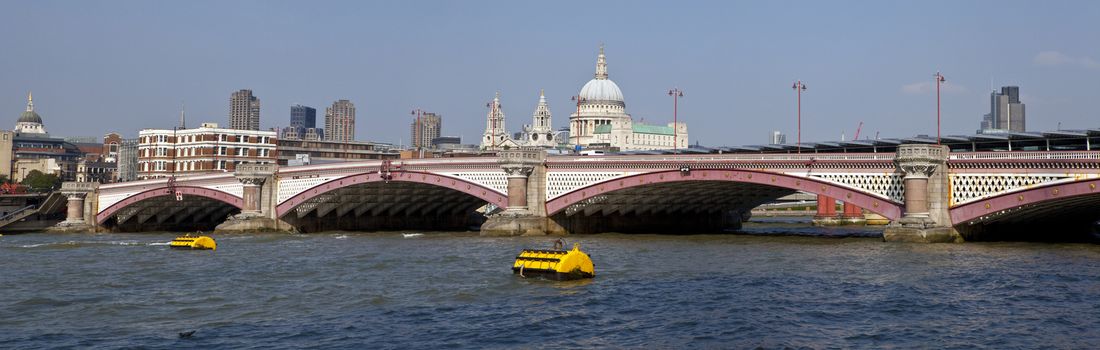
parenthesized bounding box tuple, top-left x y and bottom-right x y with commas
(547, 153, 898, 163)
(949, 151, 1100, 161)
(0, 205, 35, 222)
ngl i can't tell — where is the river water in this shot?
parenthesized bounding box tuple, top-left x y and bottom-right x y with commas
(2, 221, 1098, 349)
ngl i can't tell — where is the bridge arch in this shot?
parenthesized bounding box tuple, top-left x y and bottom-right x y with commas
(275, 170, 508, 218)
(544, 169, 903, 219)
(950, 178, 1100, 226)
(96, 185, 243, 225)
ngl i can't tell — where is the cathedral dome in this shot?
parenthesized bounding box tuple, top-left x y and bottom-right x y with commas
(579, 78, 624, 105)
(18, 110, 42, 124)
(577, 45, 625, 106)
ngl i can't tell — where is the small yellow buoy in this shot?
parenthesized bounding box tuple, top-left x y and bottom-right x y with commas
(512, 242, 594, 280)
(169, 234, 216, 250)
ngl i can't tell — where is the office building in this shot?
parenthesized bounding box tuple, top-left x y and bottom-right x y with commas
(770, 131, 786, 145)
(283, 104, 319, 140)
(980, 86, 1026, 133)
(325, 99, 356, 142)
(116, 138, 138, 182)
(230, 89, 261, 131)
(410, 112, 442, 149)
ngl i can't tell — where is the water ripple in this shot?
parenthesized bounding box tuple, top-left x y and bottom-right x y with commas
(0, 228, 1098, 348)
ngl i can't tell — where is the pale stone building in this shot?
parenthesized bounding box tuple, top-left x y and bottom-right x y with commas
(569, 46, 688, 151)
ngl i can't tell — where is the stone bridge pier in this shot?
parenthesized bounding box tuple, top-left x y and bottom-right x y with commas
(47, 182, 99, 233)
(215, 163, 295, 233)
(883, 144, 963, 243)
(480, 149, 565, 236)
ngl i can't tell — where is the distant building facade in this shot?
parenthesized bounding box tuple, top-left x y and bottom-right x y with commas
(102, 133, 122, 163)
(770, 131, 786, 145)
(283, 104, 319, 140)
(410, 112, 442, 149)
(230, 89, 261, 131)
(116, 138, 138, 182)
(325, 99, 356, 142)
(277, 138, 397, 165)
(137, 122, 277, 179)
(0, 130, 12, 180)
(980, 86, 1026, 133)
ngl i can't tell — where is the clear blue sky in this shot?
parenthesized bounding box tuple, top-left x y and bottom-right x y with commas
(2, 0, 1098, 146)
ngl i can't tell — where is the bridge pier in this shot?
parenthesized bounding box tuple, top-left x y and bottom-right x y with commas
(481, 149, 564, 236)
(47, 182, 99, 233)
(883, 144, 962, 243)
(811, 195, 841, 226)
(215, 163, 296, 233)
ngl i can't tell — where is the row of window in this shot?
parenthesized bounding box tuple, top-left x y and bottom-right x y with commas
(140, 160, 273, 172)
(141, 134, 273, 144)
(139, 147, 273, 158)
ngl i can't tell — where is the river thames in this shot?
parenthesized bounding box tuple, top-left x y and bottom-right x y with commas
(2, 221, 1098, 349)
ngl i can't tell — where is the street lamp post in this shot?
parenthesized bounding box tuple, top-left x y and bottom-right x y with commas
(792, 80, 807, 153)
(668, 88, 684, 150)
(934, 72, 945, 145)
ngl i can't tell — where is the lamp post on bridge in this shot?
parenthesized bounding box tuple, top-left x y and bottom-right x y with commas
(792, 80, 807, 153)
(934, 72, 945, 145)
(668, 88, 684, 150)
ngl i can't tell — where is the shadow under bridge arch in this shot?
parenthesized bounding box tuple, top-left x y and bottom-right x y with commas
(97, 186, 244, 232)
(544, 169, 903, 234)
(276, 171, 509, 233)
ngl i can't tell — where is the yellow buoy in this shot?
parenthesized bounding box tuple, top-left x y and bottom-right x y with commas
(512, 242, 594, 280)
(169, 234, 216, 250)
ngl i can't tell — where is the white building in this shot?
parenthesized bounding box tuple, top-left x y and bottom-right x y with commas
(515, 90, 561, 148)
(15, 92, 47, 135)
(569, 46, 688, 151)
(480, 92, 518, 150)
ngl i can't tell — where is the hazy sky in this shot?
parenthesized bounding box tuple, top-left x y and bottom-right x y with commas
(2, 0, 1099, 146)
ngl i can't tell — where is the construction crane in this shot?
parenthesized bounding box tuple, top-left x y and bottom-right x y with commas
(853, 121, 864, 140)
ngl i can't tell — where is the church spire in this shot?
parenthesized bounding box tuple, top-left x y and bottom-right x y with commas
(26, 91, 34, 112)
(178, 101, 187, 129)
(595, 44, 608, 80)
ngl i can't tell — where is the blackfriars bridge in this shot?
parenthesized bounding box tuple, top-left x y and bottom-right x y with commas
(50, 144, 1100, 242)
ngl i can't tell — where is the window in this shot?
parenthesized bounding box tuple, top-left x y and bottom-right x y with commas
(237, 147, 248, 156)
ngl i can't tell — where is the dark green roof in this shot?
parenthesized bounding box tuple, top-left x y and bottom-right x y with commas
(18, 110, 42, 124)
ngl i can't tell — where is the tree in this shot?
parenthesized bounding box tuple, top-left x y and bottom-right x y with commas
(21, 170, 60, 191)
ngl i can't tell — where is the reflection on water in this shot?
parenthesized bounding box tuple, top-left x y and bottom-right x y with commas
(1, 222, 1098, 348)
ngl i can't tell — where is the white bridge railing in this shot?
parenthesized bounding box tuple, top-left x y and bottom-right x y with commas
(548, 153, 898, 163)
(949, 151, 1100, 161)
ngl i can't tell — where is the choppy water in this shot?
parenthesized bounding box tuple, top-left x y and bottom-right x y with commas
(2, 222, 1099, 349)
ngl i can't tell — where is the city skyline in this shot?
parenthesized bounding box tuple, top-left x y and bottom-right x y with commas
(3, 1, 1100, 146)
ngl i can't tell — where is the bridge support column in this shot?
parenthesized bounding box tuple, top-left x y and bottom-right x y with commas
(811, 195, 842, 226)
(216, 163, 296, 233)
(841, 202, 867, 225)
(884, 144, 962, 243)
(48, 182, 99, 233)
(482, 149, 562, 236)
